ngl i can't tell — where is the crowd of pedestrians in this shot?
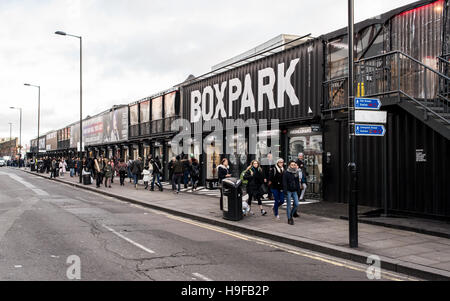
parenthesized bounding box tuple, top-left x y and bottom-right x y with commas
(25, 151, 309, 225)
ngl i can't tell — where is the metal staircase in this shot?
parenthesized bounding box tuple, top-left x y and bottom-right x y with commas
(354, 51, 450, 140)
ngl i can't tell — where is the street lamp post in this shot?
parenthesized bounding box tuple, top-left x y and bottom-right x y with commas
(8, 122, 12, 160)
(24, 83, 40, 161)
(55, 30, 83, 183)
(348, 0, 358, 248)
(10, 107, 22, 161)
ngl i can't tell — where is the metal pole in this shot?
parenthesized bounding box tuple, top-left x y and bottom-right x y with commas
(38, 86, 40, 160)
(19, 108, 22, 160)
(80, 36, 82, 160)
(9, 123, 12, 159)
(348, 0, 358, 248)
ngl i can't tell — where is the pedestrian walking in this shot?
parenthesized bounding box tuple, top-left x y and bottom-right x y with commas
(142, 165, 151, 190)
(183, 154, 191, 188)
(262, 153, 275, 200)
(127, 157, 133, 183)
(283, 161, 300, 225)
(243, 160, 267, 216)
(269, 158, 285, 220)
(190, 157, 200, 191)
(131, 157, 143, 189)
(151, 156, 163, 191)
(296, 153, 308, 201)
(218, 158, 231, 183)
(172, 155, 184, 194)
(168, 157, 175, 185)
(104, 158, 113, 188)
(117, 158, 127, 186)
(95, 157, 105, 188)
(59, 158, 67, 178)
(69, 157, 76, 177)
(50, 158, 57, 179)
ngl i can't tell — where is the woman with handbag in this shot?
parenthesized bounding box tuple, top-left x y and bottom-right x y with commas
(243, 160, 267, 216)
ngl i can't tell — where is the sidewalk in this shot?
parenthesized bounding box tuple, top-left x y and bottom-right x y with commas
(20, 168, 450, 280)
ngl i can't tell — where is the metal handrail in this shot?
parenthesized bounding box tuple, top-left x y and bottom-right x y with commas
(357, 50, 450, 81)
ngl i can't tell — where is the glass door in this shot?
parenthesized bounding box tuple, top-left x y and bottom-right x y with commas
(288, 127, 323, 199)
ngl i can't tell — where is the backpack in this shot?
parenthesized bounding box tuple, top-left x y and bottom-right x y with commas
(240, 170, 248, 185)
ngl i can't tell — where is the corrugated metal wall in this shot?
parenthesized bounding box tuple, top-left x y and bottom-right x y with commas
(389, 0, 445, 99)
(323, 107, 450, 218)
(181, 39, 323, 126)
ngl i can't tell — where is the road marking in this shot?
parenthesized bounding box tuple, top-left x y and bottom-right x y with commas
(0, 171, 49, 196)
(192, 273, 213, 281)
(101, 224, 155, 254)
(130, 205, 416, 281)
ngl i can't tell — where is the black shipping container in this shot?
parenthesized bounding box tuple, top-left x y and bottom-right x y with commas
(323, 107, 450, 218)
(181, 39, 324, 127)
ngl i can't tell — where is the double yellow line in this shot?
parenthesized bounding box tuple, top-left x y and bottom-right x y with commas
(130, 204, 417, 282)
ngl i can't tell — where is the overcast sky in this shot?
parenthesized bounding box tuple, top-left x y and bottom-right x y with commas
(0, 0, 417, 151)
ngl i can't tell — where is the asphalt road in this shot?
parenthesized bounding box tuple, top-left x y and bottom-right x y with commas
(0, 168, 417, 281)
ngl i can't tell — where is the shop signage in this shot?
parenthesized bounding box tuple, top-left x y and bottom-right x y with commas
(289, 125, 321, 136)
(355, 98, 382, 110)
(355, 124, 386, 136)
(416, 149, 427, 162)
(190, 58, 301, 122)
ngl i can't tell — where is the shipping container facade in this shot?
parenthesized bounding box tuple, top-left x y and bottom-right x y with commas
(182, 38, 323, 125)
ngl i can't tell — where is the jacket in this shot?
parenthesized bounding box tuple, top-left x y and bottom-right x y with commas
(132, 160, 143, 175)
(244, 167, 264, 194)
(283, 168, 300, 194)
(269, 165, 284, 191)
(190, 161, 200, 179)
(217, 164, 229, 182)
(152, 159, 162, 175)
(173, 160, 184, 174)
(142, 169, 151, 182)
(104, 164, 113, 178)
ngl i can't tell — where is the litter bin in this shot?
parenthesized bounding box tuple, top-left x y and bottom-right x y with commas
(31, 163, 36, 172)
(82, 169, 92, 185)
(221, 177, 243, 221)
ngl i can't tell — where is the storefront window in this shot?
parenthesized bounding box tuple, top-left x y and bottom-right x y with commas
(288, 126, 323, 198)
(226, 133, 248, 178)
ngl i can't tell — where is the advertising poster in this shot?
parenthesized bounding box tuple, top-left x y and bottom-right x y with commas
(38, 137, 46, 151)
(130, 104, 138, 125)
(140, 100, 150, 123)
(70, 123, 80, 149)
(102, 106, 128, 143)
(164, 92, 176, 118)
(46, 131, 57, 151)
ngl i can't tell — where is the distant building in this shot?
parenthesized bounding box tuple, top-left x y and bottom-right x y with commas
(0, 138, 18, 158)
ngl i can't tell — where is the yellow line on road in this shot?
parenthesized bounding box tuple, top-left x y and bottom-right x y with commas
(130, 205, 415, 281)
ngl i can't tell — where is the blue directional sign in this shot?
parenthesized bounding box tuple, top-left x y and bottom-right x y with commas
(355, 98, 381, 110)
(355, 124, 386, 136)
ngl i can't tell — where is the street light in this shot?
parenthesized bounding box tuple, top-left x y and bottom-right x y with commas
(8, 122, 12, 160)
(24, 83, 40, 160)
(10, 107, 22, 160)
(55, 30, 83, 183)
(55, 31, 82, 156)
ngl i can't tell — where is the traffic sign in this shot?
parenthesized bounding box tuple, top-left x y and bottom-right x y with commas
(355, 124, 386, 136)
(355, 110, 387, 124)
(355, 98, 381, 110)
